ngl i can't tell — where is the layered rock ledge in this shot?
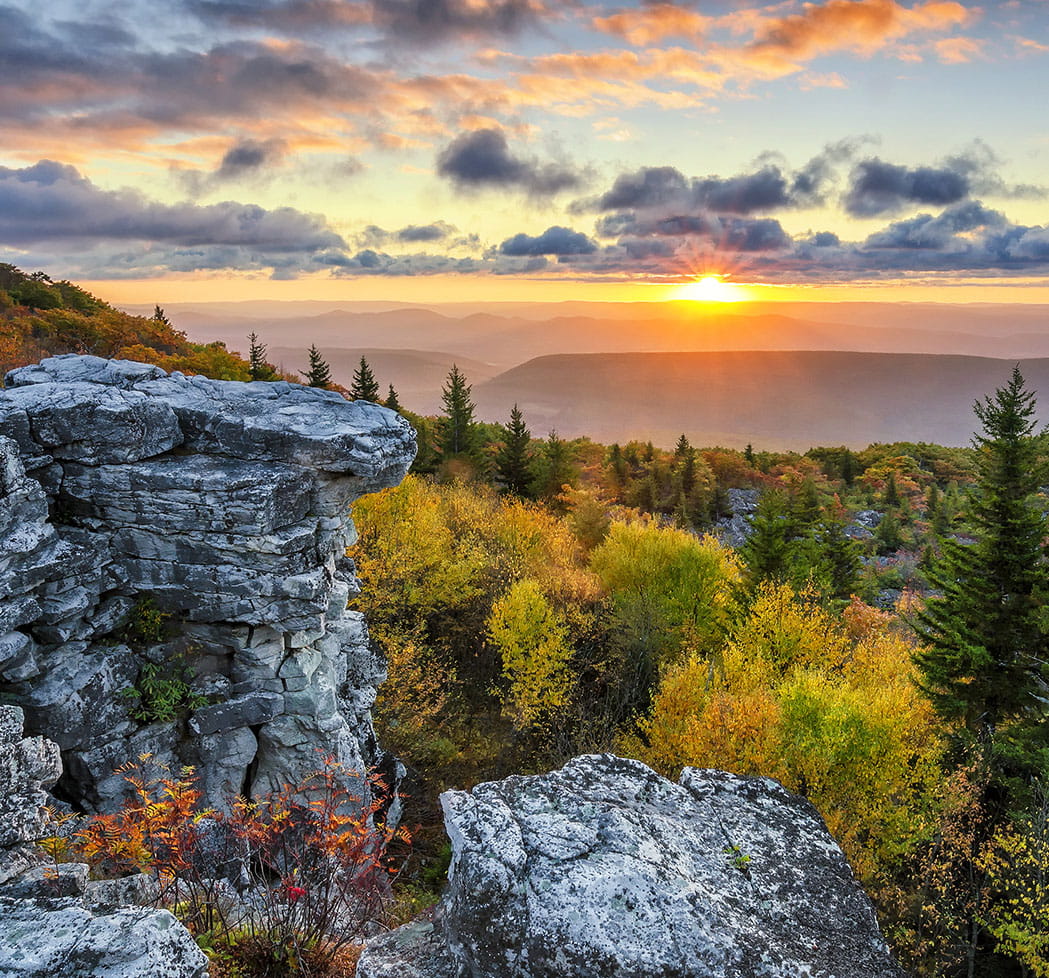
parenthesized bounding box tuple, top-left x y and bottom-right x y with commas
(0, 355, 415, 810)
(359, 754, 907, 978)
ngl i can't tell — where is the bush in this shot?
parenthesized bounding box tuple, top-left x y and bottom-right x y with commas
(69, 756, 406, 978)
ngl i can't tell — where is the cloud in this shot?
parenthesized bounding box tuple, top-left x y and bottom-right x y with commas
(498, 225, 597, 256)
(0, 160, 346, 277)
(586, 142, 863, 218)
(436, 128, 583, 196)
(357, 221, 458, 246)
(843, 145, 1045, 217)
(369, 0, 544, 43)
(748, 0, 972, 63)
(592, 3, 708, 46)
(844, 158, 969, 217)
(863, 200, 1008, 249)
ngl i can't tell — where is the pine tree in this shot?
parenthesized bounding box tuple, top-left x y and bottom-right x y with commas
(531, 430, 577, 501)
(247, 332, 275, 381)
(152, 304, 171, 327)
(303, 345, 332, 388)
(740, 490, 794, 586)
(384, 384, 402, 412)
(350, 356, 380, 401)
(438, 364, 479, 461)
(882, 470, 901, 507)
(915, 367, 1049, 751)
(496, 404, 533, 497)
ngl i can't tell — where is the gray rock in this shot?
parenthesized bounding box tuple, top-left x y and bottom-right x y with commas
(188, 691, 284, 736)
(84, 874, 161, 908)
(362, 755, 905, 978)
(0, 863, 89, 900)
(0, 706, 62, 851)
(0, 355, 414, 818)
(358, 920, 459, 978)
(0, 384, 182, 465)
(0, 896, 208, 978)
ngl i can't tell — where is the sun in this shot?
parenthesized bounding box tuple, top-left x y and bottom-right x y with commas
(674, 275, 748, 303)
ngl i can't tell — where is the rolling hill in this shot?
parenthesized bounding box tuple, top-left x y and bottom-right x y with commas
(473, 351, 1049, 450)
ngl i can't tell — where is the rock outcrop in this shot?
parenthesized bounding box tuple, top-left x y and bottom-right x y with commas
(0, 355, 415, 810)
(359, 754, 906, 978)
(0, 705, 208, 978)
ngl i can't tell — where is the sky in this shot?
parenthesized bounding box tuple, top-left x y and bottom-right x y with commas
(2, 0, 1049, 304)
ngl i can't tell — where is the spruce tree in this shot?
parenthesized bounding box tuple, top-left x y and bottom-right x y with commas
(496, 404, 533, 497)
(438, 364, 479, 461)
(303, 345, 332, 388)
(351, 356, 381, 401)
(740, 490, 794, 586)
(531, 430, 577, 501)
(384, 384, 402, 412)
(882, 470, 901, 507)
(247, 332, 275, 381)
(915, 367, 1049, 752)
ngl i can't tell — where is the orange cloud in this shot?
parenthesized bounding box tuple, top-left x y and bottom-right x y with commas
(750, 0, 973, 61)
(933, 36, 984, 63)
(591, 4, 709, 46)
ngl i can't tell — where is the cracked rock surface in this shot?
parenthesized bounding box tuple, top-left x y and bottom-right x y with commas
(359, 754, 907, 978)
(0, 355, 415, 811)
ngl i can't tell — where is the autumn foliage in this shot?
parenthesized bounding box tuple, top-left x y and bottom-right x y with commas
(69, 756, 405, 978)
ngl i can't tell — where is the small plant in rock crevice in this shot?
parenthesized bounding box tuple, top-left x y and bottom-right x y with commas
(120, 657, 208, 724)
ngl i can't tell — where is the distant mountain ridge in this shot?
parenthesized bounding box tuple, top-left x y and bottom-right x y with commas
(473, 351, 1049, 450)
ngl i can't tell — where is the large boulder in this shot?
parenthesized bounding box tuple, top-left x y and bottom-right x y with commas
(359, 754, 906, 978)
(0, 356, 416, 811)
(0, 897, 209, 978)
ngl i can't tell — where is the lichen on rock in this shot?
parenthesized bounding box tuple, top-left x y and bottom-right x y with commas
(359, 754, 908, 978)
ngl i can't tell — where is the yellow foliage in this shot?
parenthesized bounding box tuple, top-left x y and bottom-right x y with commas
(630, 582, 943, 884)
(487, 579, 573, 731)
(981, 804, 1049, 975)
(590, 521, 740, 662)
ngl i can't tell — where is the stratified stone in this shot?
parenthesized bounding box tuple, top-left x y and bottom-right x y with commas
(0, 383, 182, 465)
(0, 355, 414, 818)
(0, 706, 62, 884)
(360, 754, 907, 978)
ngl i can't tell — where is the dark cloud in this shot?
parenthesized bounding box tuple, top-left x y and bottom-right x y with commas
(498, 226, 597, 256)
(188, 0, 543, 43)
(0, 160, 345, 255)
(436, 128, 582, 197)
(356, 221, 457, 247)
(586, 142, 861, 218)
(844, 158, 969, 217)
(595, 166, 690, 211)
(216, 138, 286, 179)
(396, 221, 457, 242)
(370, 0, 541, 42)
(864, 200, 1008, 250)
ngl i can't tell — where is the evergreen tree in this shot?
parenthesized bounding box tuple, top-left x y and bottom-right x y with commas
(384, 384, 402, 412)
(744, 443, 755, 467)
(152, 304, 171, 327)
(791, 477, 823, 529)
(531, 430, 577, 501)
(438, 364, 480, 461)
(247, 332, 276, 381)
(915, 367, 1049, 754)
(351, 356, 381, 401)
(815, 518, 862, 602)
(874, 509, 902, 554)
(303, 345, 332, 388)
(882, 471, 901, 507)
(496, 404, 533, 497)
(740, 490, 794, 586)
